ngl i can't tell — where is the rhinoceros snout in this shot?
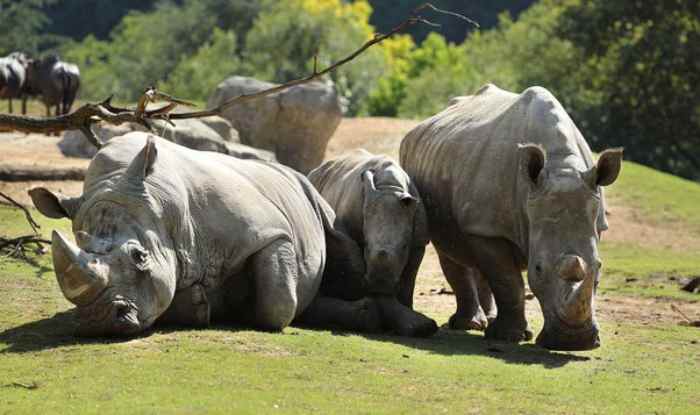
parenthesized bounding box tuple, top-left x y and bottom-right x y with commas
(536, 322, 600, 351)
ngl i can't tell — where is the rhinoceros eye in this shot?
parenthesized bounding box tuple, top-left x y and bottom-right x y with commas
(129, 246, 150, 271)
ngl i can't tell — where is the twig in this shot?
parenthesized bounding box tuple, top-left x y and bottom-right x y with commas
(670, 304, 692, 323)
(0, 191, 41, 233)
(0, 3, 477, 144)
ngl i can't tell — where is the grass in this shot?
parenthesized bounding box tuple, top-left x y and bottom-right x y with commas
(1, 155, 699, 413)
(606, 160, 700, 233)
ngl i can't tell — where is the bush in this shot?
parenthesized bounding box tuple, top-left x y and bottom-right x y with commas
(243, 0, 387, 115)
(160, 28, 240, 102)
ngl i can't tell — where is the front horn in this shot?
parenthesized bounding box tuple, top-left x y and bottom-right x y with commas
(52, 231, 108, 306)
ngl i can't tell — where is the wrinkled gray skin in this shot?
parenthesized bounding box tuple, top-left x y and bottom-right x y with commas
(29, 132, 381, 337)
(400, 84, 623, 351)
(25, 54, 80, 116)
(308, 150, 436, 337)
(0, 53, 27, 114)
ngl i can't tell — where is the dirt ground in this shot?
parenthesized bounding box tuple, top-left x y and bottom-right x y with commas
(1, 118, 698, 325)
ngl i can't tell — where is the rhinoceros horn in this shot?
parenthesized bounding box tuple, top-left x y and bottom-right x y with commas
(52, 231, 108, 307)
(557, 255, 594, 324)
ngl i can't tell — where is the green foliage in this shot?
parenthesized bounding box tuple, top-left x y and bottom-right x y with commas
(557, 0, 700, 180)
(244, 0, 386, 115)
(0, 0, 57, 55)
(160, 29, 240, 101)
(63, 0, 217, 101)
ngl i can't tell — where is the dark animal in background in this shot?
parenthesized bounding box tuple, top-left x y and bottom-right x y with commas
(0, 52, 28, 114)
(26, 54, 80, 117)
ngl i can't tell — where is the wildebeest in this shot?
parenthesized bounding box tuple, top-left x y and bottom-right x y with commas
(400, 84, 623, 351)
(0, 52, 28, 114)
(26, 54, 80, 116)
(308, 149, 437, 337)
(28, 133, 391, 337)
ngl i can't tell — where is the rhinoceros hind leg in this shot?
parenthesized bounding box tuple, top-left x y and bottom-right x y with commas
(296, 296, 382, 333)
(437, 251, 488, 331)
(251, 239, 299, 331)
(476, 270, 497, 322)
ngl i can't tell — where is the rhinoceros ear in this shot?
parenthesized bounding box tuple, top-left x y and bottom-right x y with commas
(28, 187, 82, 219)
(361, 169, 377, 193)
(126, 135, 158, 182)
(592, 148, 623, 187)
(518, 143, 546, 185)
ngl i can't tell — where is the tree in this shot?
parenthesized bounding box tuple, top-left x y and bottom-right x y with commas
(558, 0, 700, 179)
(0, 0, 56, 55)
(244, 0, 387, 115)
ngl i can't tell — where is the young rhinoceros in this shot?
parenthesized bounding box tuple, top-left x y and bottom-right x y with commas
(308, 149, 437, 337)
(400, 84, 623, 351)
(29, 132, 380, 337)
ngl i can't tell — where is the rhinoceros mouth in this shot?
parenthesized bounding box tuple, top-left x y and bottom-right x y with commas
(75, 297, 141, 337)
(536, 312, 600, 351)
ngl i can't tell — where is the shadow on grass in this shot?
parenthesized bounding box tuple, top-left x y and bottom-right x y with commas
(1, 312, 589, 368)
(0, 310, 145, 354)
(331, 328, 591, 369)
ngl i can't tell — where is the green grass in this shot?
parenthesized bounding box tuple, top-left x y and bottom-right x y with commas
(606, 159, 700, 233)
(1, 155, 699, 414)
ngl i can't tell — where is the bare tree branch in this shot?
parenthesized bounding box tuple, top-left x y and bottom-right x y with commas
(0, 3, 477, 146)
(0, 191, 50, 261)
(0, 191, 41, 233)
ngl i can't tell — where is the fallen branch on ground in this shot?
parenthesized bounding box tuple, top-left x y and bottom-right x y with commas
(0, 191, 50, 261)
(0, 3, 476, 148)
(0, 164, 86, 181)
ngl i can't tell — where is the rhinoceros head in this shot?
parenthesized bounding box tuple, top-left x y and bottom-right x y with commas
(30, 138, 178, 336)
(519, 144, 623, 350)
(360, 168, 419, 295)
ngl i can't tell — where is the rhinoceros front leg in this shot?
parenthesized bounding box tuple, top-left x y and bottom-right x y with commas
(158, 284, 210, 328)
(375, 295, 437, 337)
(397, 245, 425, 309)
(470, 237, 532, 343)
(296, 295, 383, 333)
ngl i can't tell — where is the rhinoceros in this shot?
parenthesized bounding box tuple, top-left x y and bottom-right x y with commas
(400, 84, 623, 350)
(29, 132, 389, 336)
(308, 149, 436, 337)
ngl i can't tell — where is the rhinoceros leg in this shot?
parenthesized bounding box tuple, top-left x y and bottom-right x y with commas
(467, 237, 532, 343)
(437, 250, 488, 331)
(250, 239, 301, 331)
(397, 245, 425, 309)
(475, 269, 497, 322)
(375, 296, 437, 337)
(157, 284, 210, 328)
(296, 295, 383, 333)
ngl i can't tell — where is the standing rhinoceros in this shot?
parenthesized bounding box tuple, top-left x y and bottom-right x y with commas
(400, 84, 623, 351)
(0, 53, 27, 114)
(29, 132, 386, 337)
(308, 149, 436, 337)
(25, 54, 80, 116)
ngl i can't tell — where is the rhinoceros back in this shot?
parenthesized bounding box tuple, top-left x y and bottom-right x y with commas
(400, 84, 606, 257)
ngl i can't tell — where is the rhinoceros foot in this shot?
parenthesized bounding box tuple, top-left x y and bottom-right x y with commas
(448, 310, 488, 331)
(484, 317, 533, 343)
(375, 296, 438, 338)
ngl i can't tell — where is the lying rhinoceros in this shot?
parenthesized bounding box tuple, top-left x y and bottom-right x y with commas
(308, 149, 436, 337)
(400, 84, 623, 351)
(28, 132, 389, 336)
